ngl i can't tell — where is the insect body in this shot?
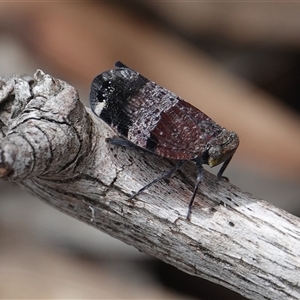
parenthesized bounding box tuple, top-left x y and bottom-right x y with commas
(90, 61, 239, 219)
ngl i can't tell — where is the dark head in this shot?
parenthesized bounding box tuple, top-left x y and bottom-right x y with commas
(206, 130, 239, 167)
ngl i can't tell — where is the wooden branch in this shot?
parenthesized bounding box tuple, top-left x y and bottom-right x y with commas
(0, 71, 299, 300)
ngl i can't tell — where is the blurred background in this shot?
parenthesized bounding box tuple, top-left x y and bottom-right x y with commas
(0, 2, 300, 299)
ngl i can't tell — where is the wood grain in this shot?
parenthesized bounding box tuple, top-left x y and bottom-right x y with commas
(0, 71, 299, 300)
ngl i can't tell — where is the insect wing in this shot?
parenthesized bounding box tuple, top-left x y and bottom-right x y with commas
(90, 63, 224, 161)
(141, 98, 223, 160)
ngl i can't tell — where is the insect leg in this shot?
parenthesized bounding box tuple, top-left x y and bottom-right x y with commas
(217, 155, 233, 180)
(128, 160, 185, 201)
(187, 161, 204, 220)
(107, 136, 142, 151)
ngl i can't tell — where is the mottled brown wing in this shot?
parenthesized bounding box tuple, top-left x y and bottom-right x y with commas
(147, 99, 223, 160)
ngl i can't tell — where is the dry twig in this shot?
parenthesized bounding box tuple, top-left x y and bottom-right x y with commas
(0, 71, 299, 300)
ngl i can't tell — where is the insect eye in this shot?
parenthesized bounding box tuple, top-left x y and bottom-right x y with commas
(222, 134, 234, 146)
(223, 139, 230, 146)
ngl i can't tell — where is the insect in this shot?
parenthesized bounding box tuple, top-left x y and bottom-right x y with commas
(90, 61, 239, 219)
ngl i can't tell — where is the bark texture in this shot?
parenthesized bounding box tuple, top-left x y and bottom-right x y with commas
(0, 71, 299, 300)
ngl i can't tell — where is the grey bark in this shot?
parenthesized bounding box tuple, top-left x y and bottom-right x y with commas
(0, 71, 299, 300)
